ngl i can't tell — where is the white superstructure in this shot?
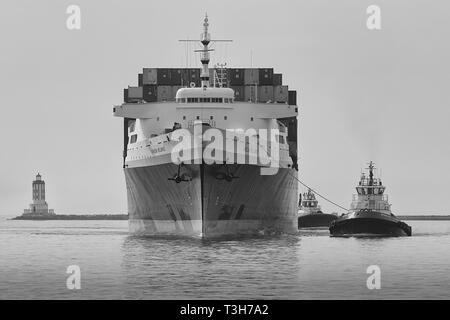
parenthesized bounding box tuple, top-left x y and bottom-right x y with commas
(113, 15, 297, 170)
(298, 189, 322, 215)
(349, 161, 391, 214)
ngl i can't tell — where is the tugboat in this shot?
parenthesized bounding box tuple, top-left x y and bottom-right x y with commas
(329, 161, 412, 237)
(298, 189, 338, 228)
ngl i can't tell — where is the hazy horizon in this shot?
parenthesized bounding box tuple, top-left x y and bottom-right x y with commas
(1, 0, 449, 216)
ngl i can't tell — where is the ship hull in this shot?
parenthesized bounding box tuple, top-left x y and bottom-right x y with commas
(329, 210, 412, 237)
(298, 213, 338, 229)
(125, 163, 298, 238)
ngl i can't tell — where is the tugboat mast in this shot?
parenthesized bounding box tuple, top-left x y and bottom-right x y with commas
(368, 161, 375, 186)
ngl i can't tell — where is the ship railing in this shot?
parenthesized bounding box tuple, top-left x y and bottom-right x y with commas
(351, 202, 390, 211)
(353, 192, 388, 200)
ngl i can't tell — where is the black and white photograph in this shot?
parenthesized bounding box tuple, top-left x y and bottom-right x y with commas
(1, 0, 449, 309)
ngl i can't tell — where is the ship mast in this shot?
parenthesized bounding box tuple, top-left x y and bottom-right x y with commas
(179, 14, 232, 89)
(367, 161, 375, 186)
(199, 14, 211, 88)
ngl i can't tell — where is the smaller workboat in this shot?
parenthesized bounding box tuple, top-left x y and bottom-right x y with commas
(298, 189, 338, 228)
(329, 161, 412, 237)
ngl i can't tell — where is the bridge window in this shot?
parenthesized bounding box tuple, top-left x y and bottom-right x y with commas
(224, 116, 228, 120)
(251, 117, 254, 121)
(183, 116, 186, 120)
(184, 97, 229, 103)
(210, 116, 214, 120)
(130, 134, 137, 144)
(196, 116, 200, 120)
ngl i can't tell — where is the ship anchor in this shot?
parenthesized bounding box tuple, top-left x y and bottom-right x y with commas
(214, 165, 239, 182)
(168, 163, 192, 183)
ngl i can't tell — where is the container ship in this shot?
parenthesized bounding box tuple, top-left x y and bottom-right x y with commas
(298, 189, 338, 228)
(113, 15, 299, 238)
(330, 161, 412, 237)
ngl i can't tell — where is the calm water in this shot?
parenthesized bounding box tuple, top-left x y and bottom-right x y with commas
(0, 217, 449, 299)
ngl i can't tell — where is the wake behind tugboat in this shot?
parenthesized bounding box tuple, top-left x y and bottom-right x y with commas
(329, 161, 412, 237)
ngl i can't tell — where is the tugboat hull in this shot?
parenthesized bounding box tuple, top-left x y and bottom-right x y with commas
(329, 211, 412, 237)
(298, 213, 338, 228)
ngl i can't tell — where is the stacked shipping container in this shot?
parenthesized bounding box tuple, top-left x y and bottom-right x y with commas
(274, 85, 288, 103)
(124, 67, 297, 105)
(228, 68, 245, 86)
(142, 68, 200, 86)
(259, 68, 274, 85)
(273, 73, 282, 86)
(230, 86, 245, 101)
(142, 85, 157, 102)
(244, 68, 259, 86)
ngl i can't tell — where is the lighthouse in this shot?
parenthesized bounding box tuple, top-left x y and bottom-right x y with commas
(23, 173, 55, 216)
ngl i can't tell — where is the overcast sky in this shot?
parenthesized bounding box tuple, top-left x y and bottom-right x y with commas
(0, 0, 449, 216)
